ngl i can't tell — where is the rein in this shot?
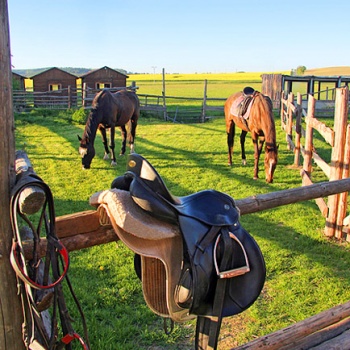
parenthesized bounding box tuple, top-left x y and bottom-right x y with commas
(10, 173, 90, 350)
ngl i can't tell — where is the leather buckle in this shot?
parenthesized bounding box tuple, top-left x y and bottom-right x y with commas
(214, 232, 250, 279)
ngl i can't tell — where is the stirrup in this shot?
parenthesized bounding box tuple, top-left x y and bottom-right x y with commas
(214, 231, 250, 279)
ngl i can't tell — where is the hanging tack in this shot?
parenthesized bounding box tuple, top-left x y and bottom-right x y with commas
(15, 150, 46, 215)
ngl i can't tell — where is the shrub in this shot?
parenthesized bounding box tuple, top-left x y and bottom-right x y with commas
(72, 108, 88, 125)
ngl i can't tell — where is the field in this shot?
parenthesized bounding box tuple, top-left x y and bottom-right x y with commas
(13, 101, 350, 349)
(127, 71, 288, 98)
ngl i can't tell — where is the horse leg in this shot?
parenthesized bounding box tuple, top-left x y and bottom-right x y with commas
(240, 130, 248, 165)
(99, 126, 110, 160)
(120, 125, 127, 156)
(109, 126, 117, 166)
(227, 121, 235, 166)
(252, 134, 260, 180)
(128, 119, 137, 154)
(258, 136, 265, 157)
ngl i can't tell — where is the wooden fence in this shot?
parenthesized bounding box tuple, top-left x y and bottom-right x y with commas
(280, 86, 350, 240)
(12, 81, 226, 123)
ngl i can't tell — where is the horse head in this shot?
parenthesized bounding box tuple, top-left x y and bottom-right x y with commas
(264, 143, 278, 183)
(78, 135, 95, 169)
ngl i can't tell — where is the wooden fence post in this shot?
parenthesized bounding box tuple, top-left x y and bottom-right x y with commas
(0, 0, 26, 348)
(294, 92, 302, 167)
(201, 79, 207, 123)
(162, 68, 167, 120)
(67, 85, 71, 109)
(325, 87, 349, 237)
(286, 92, 294, 151)
(336, 124, 350, 239)
(302, 94, 316, 185)
(82, 82, 87, 107)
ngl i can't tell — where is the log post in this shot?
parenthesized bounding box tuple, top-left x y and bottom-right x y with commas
(286, 92, 294, 151)
(201, 79, 207, 123)
(0, 0, 26, 348)
(82, 82, 87, 107)
(162, 68, 167, 121)
(302, 94, 316, 185)
(326, 86, 349, 237)
(15, 150, 46, 214)
(338, 124, 350, 240)
(293, 92, 302, 167)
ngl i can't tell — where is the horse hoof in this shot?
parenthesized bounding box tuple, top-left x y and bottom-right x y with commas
(111, 161, 117, 167)
(103, 155, 109, 160)
(242, 160, 247, 166)
(253, 176, 258, 180)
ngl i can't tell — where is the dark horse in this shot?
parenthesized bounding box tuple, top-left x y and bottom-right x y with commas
(78, 89, 140, 169)
(224, 88, 278, 183)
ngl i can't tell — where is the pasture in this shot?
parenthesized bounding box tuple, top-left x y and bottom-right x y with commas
(14, 107, 350, 349)
(127, 71, 286, 98)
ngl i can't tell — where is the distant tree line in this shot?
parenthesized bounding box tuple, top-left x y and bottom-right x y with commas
(290, 65, 307, 76)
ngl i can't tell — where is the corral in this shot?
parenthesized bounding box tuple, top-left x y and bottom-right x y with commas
(2, 2, 350, 350)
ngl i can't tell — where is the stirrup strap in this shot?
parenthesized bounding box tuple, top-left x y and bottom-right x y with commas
(195, 227, 249, 349)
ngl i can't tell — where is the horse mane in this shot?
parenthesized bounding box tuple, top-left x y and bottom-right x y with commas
(82, 90, 110, 143)
(254, 92, 277, 145)
(91, 89, 109, 110)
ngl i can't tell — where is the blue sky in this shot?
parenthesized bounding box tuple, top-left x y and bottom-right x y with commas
(8, 0, 350, 73)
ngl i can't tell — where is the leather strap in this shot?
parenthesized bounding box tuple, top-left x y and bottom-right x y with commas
(10, 175, 90, 349)
(195, 227, 243, 349)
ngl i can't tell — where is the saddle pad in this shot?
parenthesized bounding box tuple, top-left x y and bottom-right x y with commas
(89, 189, 194, 323)
(90, 189, 179, 240)
(229, 92, 254, 120)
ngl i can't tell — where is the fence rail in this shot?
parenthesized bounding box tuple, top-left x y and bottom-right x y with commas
(280, 86, 350, 240)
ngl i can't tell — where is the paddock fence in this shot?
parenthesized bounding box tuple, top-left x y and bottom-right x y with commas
(280, 86, 350, 240)
(13, 80, 226, 123)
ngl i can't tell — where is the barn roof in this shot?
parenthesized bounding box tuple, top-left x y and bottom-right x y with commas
(30, 67, 78, 79)
(79, 66, 128, 78)
(12, 71, 27, 79)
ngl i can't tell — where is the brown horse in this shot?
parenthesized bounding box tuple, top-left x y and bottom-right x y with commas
(78, 89, 139, 169)
(224, 89, 278, 183)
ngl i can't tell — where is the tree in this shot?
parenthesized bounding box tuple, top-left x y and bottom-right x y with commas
(296, 65, 307, 75)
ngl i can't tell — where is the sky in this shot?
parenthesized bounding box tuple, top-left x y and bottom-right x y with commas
(7, 0, 350, 74)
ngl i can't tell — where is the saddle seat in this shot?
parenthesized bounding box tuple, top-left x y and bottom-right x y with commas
(111, 155, 239, 227)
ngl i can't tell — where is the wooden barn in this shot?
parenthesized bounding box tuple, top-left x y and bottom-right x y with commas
(30, 67, 77, 107)
(80, 66, 128, 90)
(12, 71, 26, 90)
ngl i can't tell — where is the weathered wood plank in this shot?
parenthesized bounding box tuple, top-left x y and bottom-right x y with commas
(305, 116, 335, 146)
(234, 301, 350, 350)
(235, 178, 350, 215)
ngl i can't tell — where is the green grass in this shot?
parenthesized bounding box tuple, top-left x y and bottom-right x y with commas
(14, 109, 350, 349)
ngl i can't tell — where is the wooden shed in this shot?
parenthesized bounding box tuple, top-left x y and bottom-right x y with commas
(30, 67, 77, 107)
(80, 66, 128, 90)
(31, 67, 77, 93)
(12, 72, 26, 90)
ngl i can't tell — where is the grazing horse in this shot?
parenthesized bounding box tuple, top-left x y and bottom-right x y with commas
(224, 88, 278, 183)
(78, 89, 140, 169)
